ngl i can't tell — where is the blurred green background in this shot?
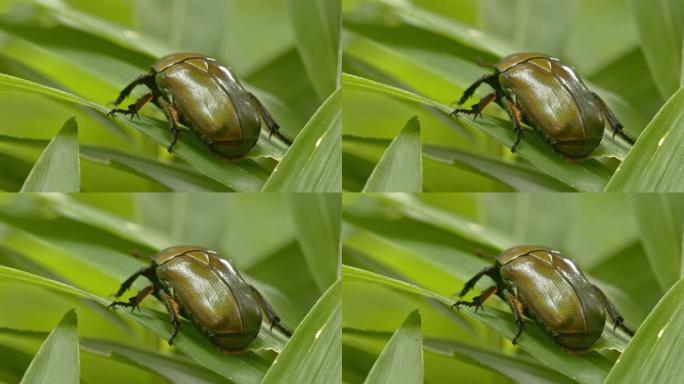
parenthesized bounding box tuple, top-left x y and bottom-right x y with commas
(342, 193, 683, 383)
(0, 193, 340, 383)
(0, 0, 337, 192)
(342, 0, 679, 192)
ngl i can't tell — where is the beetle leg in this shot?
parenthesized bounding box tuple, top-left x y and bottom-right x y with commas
(107, 93, 153, 120)
(248, 93, 293, 145)
(451, 285, 497, 312)
(592, 92, 635, 145)
(455, 74, 497, 106)
(501, 289, 526, 345)
(159, 291, 183, 345)
(454, 265, 497, 297)
(112, 74, 155, 106)
(593, 285, 635, 336)
(112, 265, 156, 298)
(502, 98, 525, 153)
(108, 286, 154, 312)
(157, 97, 182, 153)
(249, 285, 293, 337)
(450, 93, 496, 120)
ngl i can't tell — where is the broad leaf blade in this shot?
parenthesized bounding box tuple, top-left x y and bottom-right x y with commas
(629, 0, 684, 99)
(605, 88, 684, 191)
(604, 277, 684, 384)
(364, 310, 423, 384)
(20, 309, 79, 384)
(288, 194, 341, 292)
(363, 116, 422, 192)
(262, 89, 341, 192)
(261, 279, 341, 384)
(20, 117, 80, 192)
(284, 0, 340, 99)
(0, 265, 277, 384)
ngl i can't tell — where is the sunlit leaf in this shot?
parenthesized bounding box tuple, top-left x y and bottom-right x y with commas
(364, 310, 423, 384)
(604, 277, 684, 384)
(261, 279, 341, 384)
(606, 88, 684, 191)
(262, 89, 341, 192)
(19, 309, 79, 384)
(20, 117, 80, 192)
(363, 116, 422, 192)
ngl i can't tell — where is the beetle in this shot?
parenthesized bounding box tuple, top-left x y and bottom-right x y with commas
(452, 245, 634, 350)
(107, 53, 291, 158)
(108, 246, 291, 351)
(451, 53, 634, 158)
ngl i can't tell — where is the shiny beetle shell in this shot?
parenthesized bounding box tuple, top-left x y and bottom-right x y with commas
(496, 245, 605, 350)
(495, 53, 604, 158)
(151, 53, 261, 158)
(153, 246, 262, 350)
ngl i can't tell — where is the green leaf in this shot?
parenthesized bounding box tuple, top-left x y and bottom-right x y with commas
(604, 277, 684, 384)
(284, 0, 341, 99)
(0, 134, 228, 192)
(343, 265, 625, 384)
(364, 310, 423, 384)
(288, 194, 341, 292)
(80, 339, 227, 384)
(343, 73, 613, 192)
(345, 134, 572, 192)
(20, 309, 79, 384)
(0, 73, 268, 191)
(629, 195, 684, 290)
(20, 117, 80, 192)
(262, 89, 341, 192)
(629, 0, 684, 99)
(363, 116, 422, 192)
(261, 279, 341, 384)
(423, 337, 577, 384)
(605, 88, 684, 191)
(0, 265, 279, 384)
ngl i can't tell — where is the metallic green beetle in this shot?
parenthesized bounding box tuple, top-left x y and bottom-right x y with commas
(452, 53, 634, 158)
(108, 246, 291, 351)
(452, 245, 634, 350)
(108, 53, 290, 158)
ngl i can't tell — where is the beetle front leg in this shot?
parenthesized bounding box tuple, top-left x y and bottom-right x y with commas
(249, 285, 293, 337)
(107, 93, 153, 120)
(451, 93, 496, 120)
(108, 286, 154, 312)
(112, 265, 156, 298)
(455, 265, 497, 297)
(501, 289, 526, 344)
(592, 92, 635, 145)
(249, 93, 292, 145)
(112, 74, 155, 106)
(593, 285, 635, 336)
(452, 285, 497, 312)
(455, 74, 497, 106)
(502, 98, 525, 153)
